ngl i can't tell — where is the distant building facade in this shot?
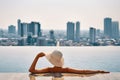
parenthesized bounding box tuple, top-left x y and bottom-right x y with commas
(37, 37, 47, 46)
(18, 19, 21, 35)
(75, 21, 80, 42)
(96, 29, 100, 37)
(26, 33, 33, 45)
(112, 21, 119, 39)
(89, 27, 96, 44)
(21, 23, 28, 37)
(28, 22, 41, 37)
(49, 30, 55, 40)
(17, 38, 26, 46)
(8, 25, 16, 34)
(104, 17, 112, 38)
(17, 19, 41, 37)
(67, 22, 75, 41)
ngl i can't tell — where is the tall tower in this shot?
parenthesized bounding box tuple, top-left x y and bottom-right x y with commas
(89, 27, 96, 44)
(112, 21, 119, 39)
(67, 22, 75, 41)
(37, 23, 41, 37)
(75, 21, 80, 42)
(104, 17, 112, 38)
(18, 19, 21, 35)
(21, 23, 28, 37)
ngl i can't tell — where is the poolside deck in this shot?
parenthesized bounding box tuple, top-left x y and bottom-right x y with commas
(0, 73, 120, 80)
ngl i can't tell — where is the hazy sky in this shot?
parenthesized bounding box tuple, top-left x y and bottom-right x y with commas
(0, 0, 120, 30)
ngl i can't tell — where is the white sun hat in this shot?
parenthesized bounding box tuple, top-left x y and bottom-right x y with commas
(45, 50, 64, 67)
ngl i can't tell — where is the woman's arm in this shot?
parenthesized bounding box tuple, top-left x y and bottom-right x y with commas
(29, 52, 49, 74)
(67, 68, 109, 74)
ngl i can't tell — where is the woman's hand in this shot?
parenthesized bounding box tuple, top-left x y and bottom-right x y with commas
(36, 52, 45, 58)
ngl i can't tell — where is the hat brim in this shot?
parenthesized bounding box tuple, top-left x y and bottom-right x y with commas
(45, 53, 64, 67)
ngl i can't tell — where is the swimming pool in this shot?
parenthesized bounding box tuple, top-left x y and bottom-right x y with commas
(0, 46, 120, 72)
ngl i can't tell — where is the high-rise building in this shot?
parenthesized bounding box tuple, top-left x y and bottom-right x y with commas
(28, 22, 41, 37)
(89, 27, 96, 44)
(49, 30, 55, 40)
(18, 19, 21, 35)
(75, 21, 80, 42)
(21, 23, 28, 37)
(112, 21, 119, 39)
(8, 25, 16, 34)
(18, 20, 41, 37)
(67, 22, 75, 41)
(104, 17, 112, 38)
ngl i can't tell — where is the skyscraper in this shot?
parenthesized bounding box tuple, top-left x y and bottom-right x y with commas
(18, 20, 41, 38)
(8, 25, 16, 34)
(75, 21, 80, 42)
(28, 22, 41, 37)
(112, 21, 119, 39)
(21, 23, 28, 37)
(18, 19, 21, 35)
(104, 17, 112, 38)
(89, 27, 96, 44)
(67, 22, 75, 41)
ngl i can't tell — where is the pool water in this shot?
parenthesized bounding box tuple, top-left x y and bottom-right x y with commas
(0, 46, 120, 72)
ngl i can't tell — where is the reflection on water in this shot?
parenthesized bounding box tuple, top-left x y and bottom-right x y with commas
(29, 73, 64, 80)
(52, 78, 64, 80)
(29, 73, 98, 80)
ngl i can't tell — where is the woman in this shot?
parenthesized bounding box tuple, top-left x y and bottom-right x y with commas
(29, 50, 109, 74)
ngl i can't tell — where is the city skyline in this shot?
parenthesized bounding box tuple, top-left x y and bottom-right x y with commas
(0, 17, 119, 31)
(0, 17, 120, 46)
(0, 0, 120, 30)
